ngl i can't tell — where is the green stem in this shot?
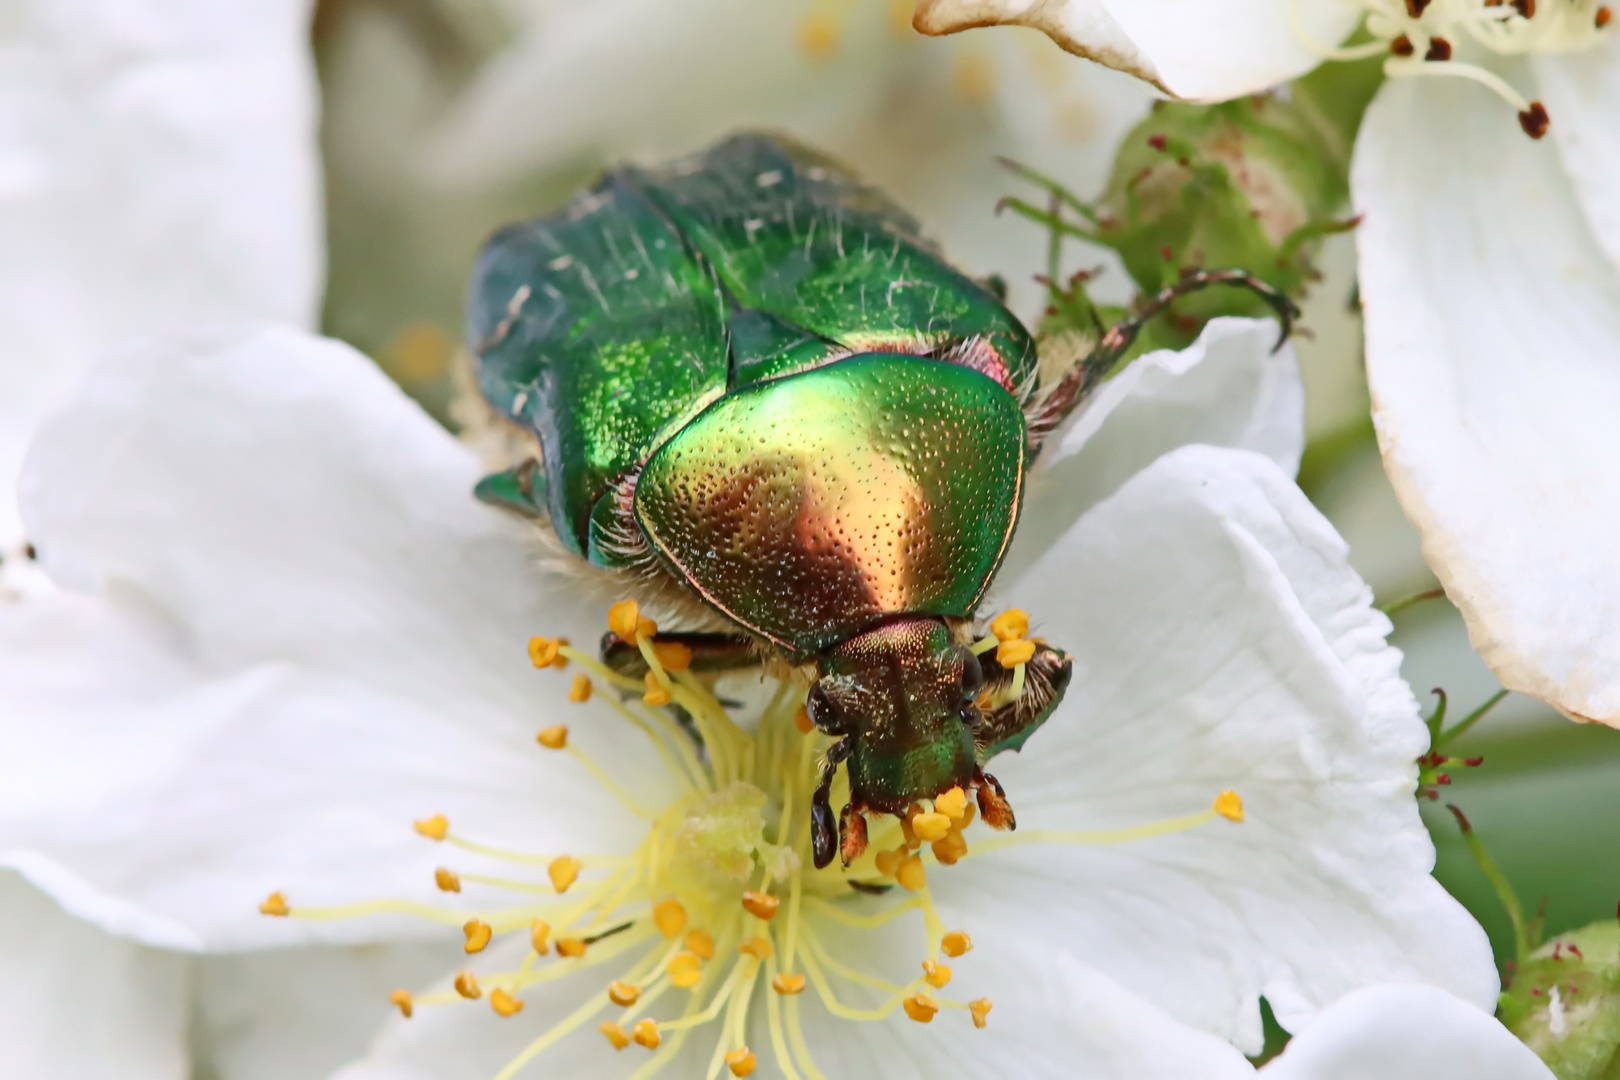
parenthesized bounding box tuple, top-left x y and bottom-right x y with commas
(1437, 689, 1509, 749)
(1378, 587, 1447, 617)
(996, 157, 1100, 223)
(1446, 804, 1529, 966)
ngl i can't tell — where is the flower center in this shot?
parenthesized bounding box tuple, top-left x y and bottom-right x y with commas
(259, 600, 1244, 1080)
(1291, 0, 1614, 136)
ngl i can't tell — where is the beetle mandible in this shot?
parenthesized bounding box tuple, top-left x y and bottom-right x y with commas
(466, 134, 1295, 870)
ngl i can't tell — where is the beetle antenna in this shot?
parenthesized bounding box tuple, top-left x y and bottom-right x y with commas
(1026, 269, 1300, 451)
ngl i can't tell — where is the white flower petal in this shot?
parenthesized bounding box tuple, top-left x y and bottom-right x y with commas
(0, 871, 188, 1079)
(1003, 316, 1303, 581)
(195, 943, 449, 1080)
(911, 0, 1358, 101)
(1354, 74, 1620, 724)
(1536, 35, 1620, 273)
(974, 445, 1496, 1052)
(1261, 984, 1553, 1080)
(0, 0, 322, 546)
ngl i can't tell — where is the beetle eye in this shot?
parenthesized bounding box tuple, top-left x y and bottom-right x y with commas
(958, 650, 984, 700)
(806, 684, 839, 729)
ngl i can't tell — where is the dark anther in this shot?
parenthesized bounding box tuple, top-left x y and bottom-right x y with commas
(1390, 34, 1415, 56)
(1158, 246, 1173, 261)
(1406, 0, 1431, 15)
(1425, 36, 1452, 60)
(1519, 101, 1551, 139)
(22, 542, 36, 560)
(1147, 133, 1167, 151)
(1598, 5, 1613, 27)
(1512, 0, 1534, 16)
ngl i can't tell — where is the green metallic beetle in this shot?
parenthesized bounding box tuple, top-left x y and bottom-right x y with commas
(466, 134, 1294, 870)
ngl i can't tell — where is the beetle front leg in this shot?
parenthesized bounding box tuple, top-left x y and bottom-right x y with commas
(838, 801, 868, 868)
(974, 768, 1016, 831)
(811, 736, 853, 869)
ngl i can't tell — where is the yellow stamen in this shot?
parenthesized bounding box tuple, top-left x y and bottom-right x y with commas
(528, 636, 562, 668)
(536, 725, 568, 750)
(653, 898, 688, 938)
(874, 846, 904, 878)
(922, 960, 951, 988)
(569, 675, 593, 703)
(797, 13, 841, 58)
(952, 49, 996, 104)
(932, 832, 969, 866)
(388, 989, 413, 1018)
(653, 640, 692, 672)
(970, 997, 993, 1028)
(530, 917, 550, 954)
(557, 938, 587, 958)
(942, 930, 973, 957)
(895, 855, 926, 892)
(996, 638, 1036, 668)
(934, 786, 968, 820)
(725, 1047, 758, 1077)
(434, 868, 461, 893)
(772, 972, 807, 995)
(638, 616, 658, 639)
(463, 919, 493, 954)
(608, 600, 642, 643)
(643, 670, 673, 708)
(669, 950, 704, 988)
(912, 812, 951, 842)
(793, 705, 813, 734)
(548, 855, 582, 893)
(607, 980, 640, 1006)
(742, 890, 781, 920)
(632, 1018, 661, 1049)
(1214, 790, 1245, 823)
(490, 988, 524, 1016)
(413, 814, 449, 840)
(740, 937, 774, 960)
(903, 991, 940, 1022)
(258, 891, 289, 917)
(600, 1020, 631, 1050)
(900, 803, 926, 849)
(454, 971, 481, 999)
(989, 609, 1029, 642)
(686, 929, 716, 960)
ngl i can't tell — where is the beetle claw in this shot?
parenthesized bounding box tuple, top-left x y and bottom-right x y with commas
(839, 805, 868, 867)
(811, 802, 838, 869)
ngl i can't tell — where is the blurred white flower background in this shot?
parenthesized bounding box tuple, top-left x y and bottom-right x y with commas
(3, 0, 1620, 1076)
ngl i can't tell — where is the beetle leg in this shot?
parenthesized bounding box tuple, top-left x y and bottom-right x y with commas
(811, 737, 853, 870)
(599, 631, 759, 680)
(839, 802, 869, 868)
(1025, 269, 1301, 453)
(974, 768, 1017, 831)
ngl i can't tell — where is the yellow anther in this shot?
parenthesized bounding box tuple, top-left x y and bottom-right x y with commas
(413, 814, 449, 840)
(912, 811, 951, 842)
(1214, 790, 1244, 823)
(942, 930, 974, 957)
(990, 609, 1030, 642)
(954, 802, 976, 830)
(600, 1021, 631, 1050)
(490, 988, 524, 1016)
(900, 803, 927, 849)
(668, 950, 703, 988)
(463, 919, 492, 954)
(388, 989, 413, 1018)
(922, 960, 952, 988)
(638, 616, 658, 639)
(793, 704, 814, 734)
(607, 980, 640, 1007)
(258, 891, 289, 917)
(434, 868, 461, 893)
(741, 890, 780, 920)
(903, 991, 940, 1023)
(569, 674, 593, 703)
(685, 928, 716, 960)
(653, 640, 692, 672)
(970, 997, 993, 1028)
(725, 1047, 758, 1077)
(896, 854, 927, 892)
(934, 786, 968, 820)
(536, 725, 567, 749)
(528, 636, 562, 669)
(557, 938, 587, 958)
(643, 670, 672, 707)
(548, 855, 582, 893)
(932, 831, 968, 866)
(530, 917, 551, 954)
(653, 898, 688, 938)
(772, 972, 807, 995)
(632, 1018, 661, 1049)
(996, 638, 1036, 668)
(552, 636, 570, 668)
(608, 600, 641, 643)
(739, 937, 774, 961)
(874, 846, 904, 879)
(797, 13, 840, 58)
(454, 971, 481, 999)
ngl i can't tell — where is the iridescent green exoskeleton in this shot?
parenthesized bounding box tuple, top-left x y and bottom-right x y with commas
(467, 135, 1295, 869)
